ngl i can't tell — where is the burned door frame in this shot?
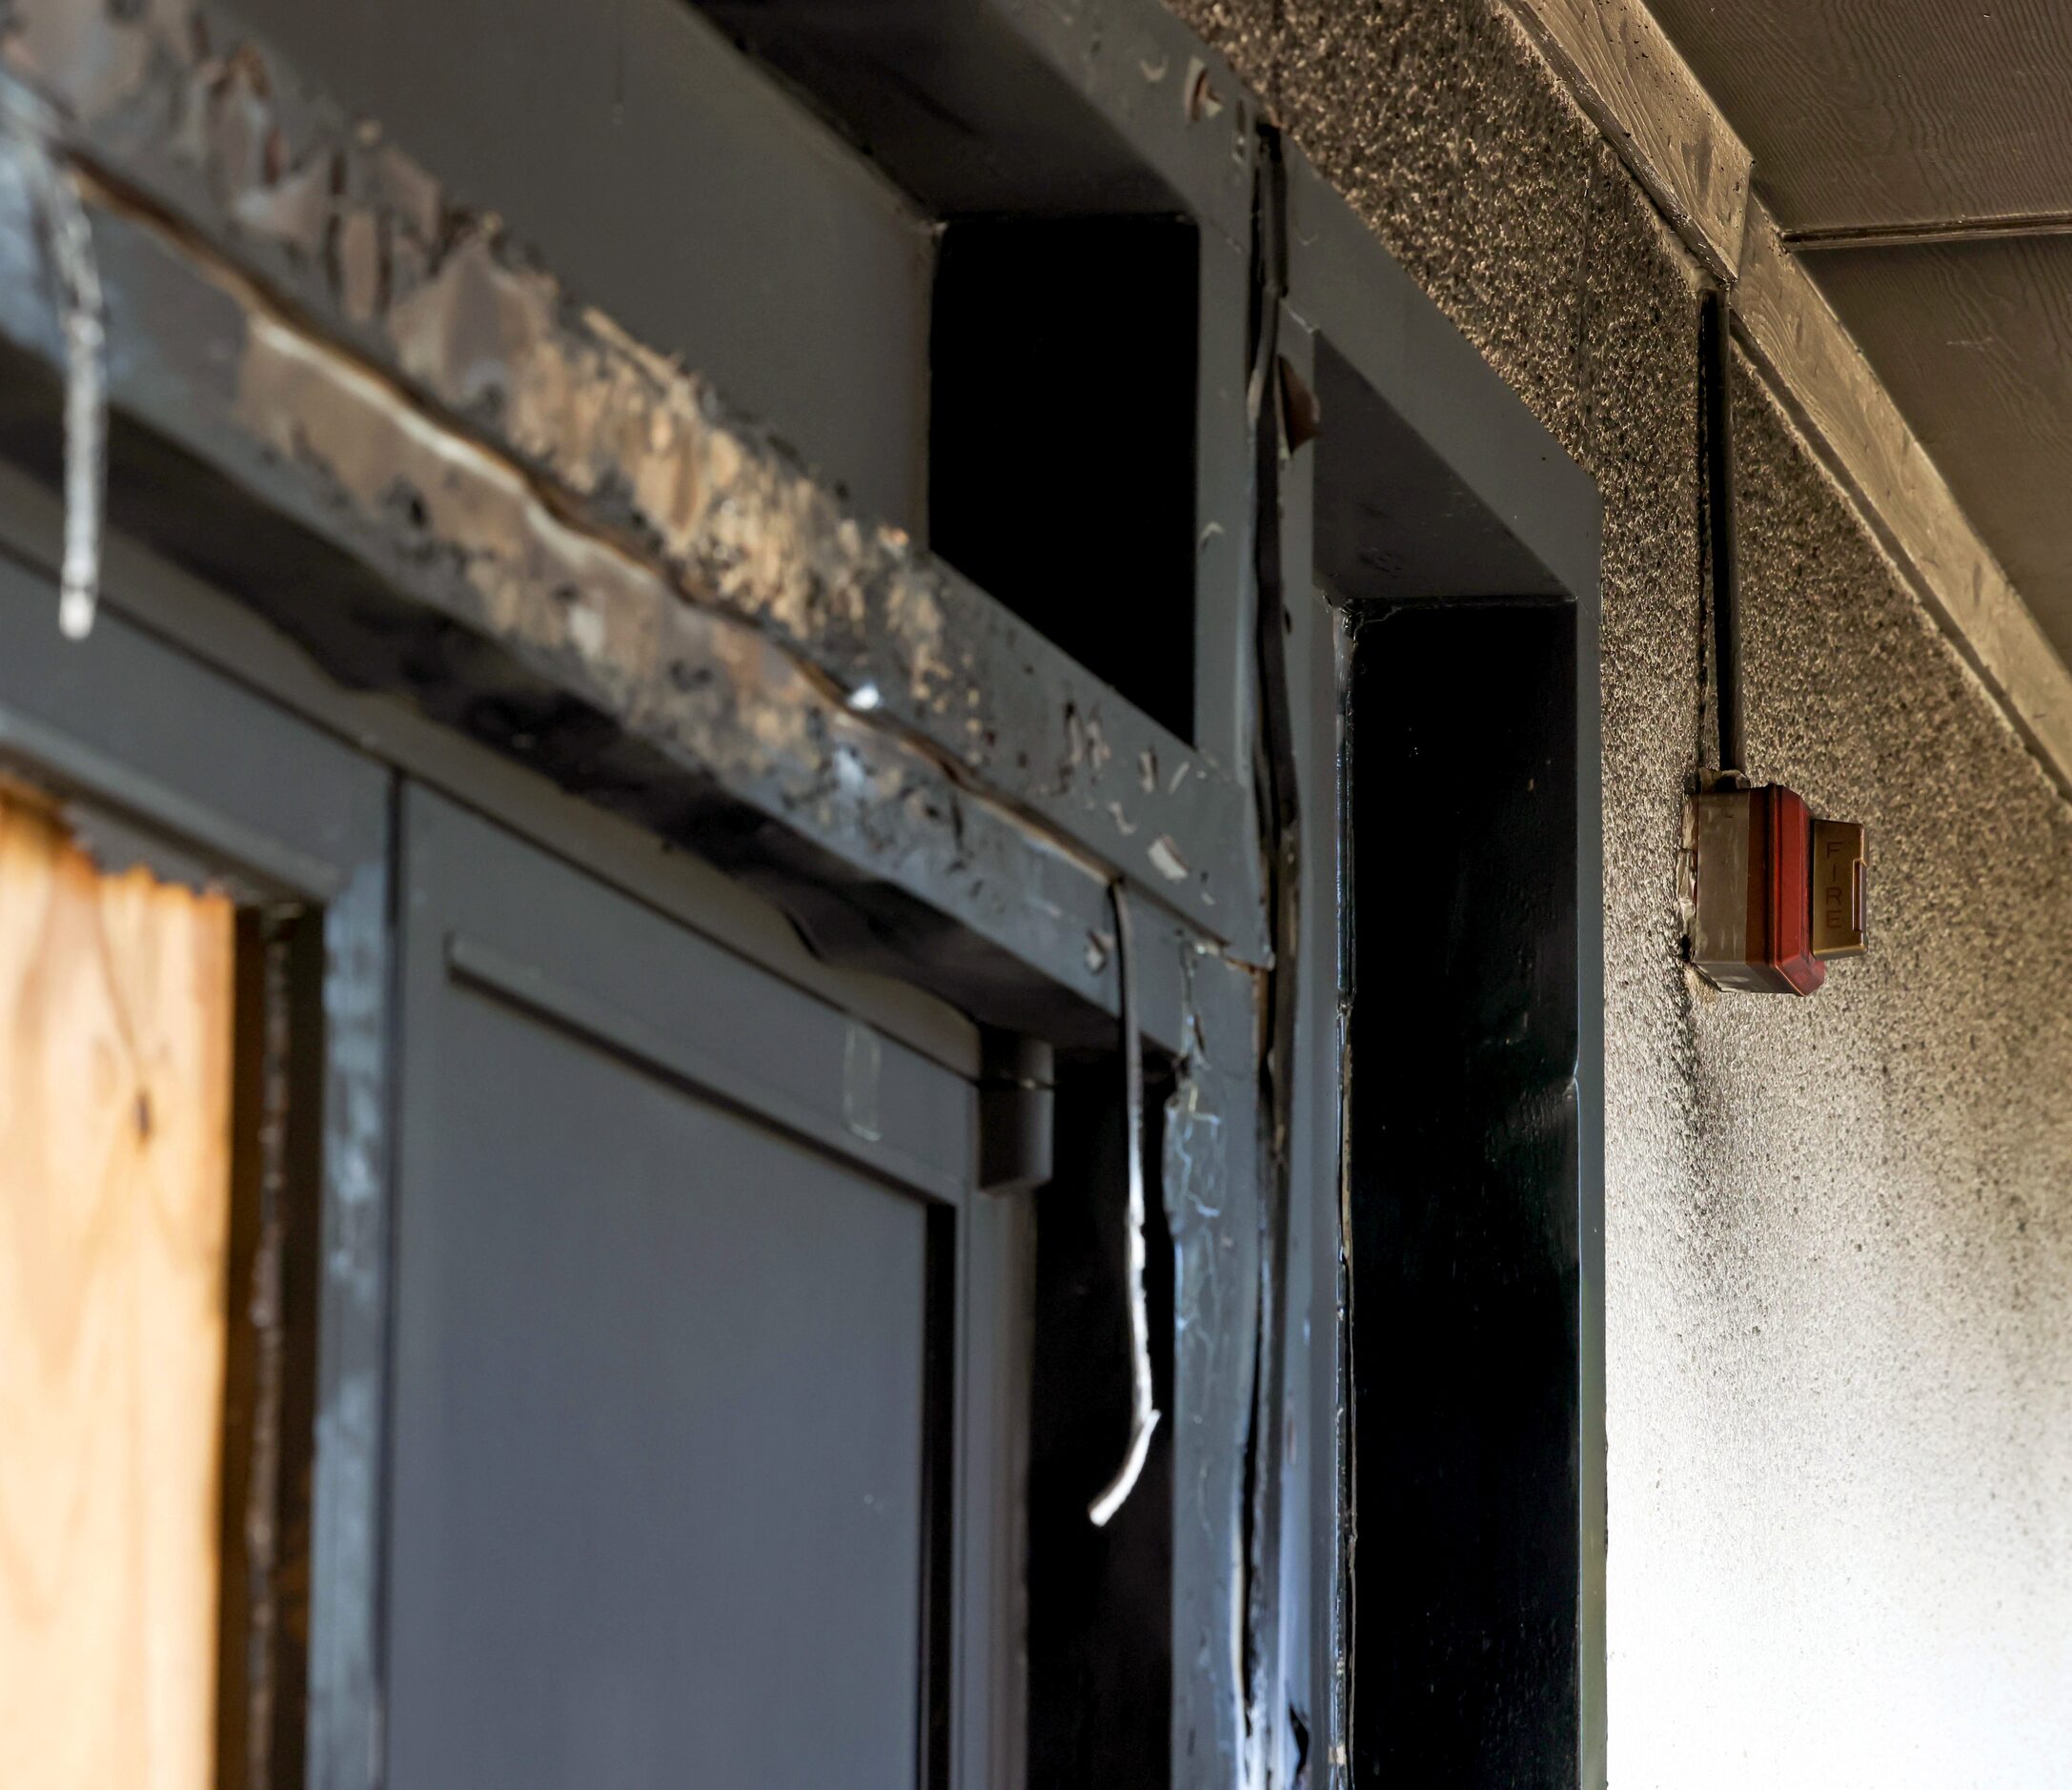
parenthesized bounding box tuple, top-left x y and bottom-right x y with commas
(0, 1, 1605, 1785)
(1280, 142, 1608, 1789)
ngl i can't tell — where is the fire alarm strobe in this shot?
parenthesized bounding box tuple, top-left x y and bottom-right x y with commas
(1687, 783, 1866, 995)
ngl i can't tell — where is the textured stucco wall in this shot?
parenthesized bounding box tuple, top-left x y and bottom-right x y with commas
(1169, 1, 2072, 1781)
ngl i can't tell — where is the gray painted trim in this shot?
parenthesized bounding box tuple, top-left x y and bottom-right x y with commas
(700, 0, 1256, 249)
(1282, 139, 1604, 609)
(0, 696, 342, 899)
(0, 557, 383, 893)
(953, 1188, 1036, 1790)
(1278, 132, 1606, 1790)
(985, 0, 1259, 249)
(1268, 308, 1353, 1787)
(1193, 226, 1262, 786)
(445, 930, 973, 1205)
(1161, 937, 1264, 1786)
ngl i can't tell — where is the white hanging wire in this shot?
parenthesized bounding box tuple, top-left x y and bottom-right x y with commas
(1089, 880, 1160, 1527)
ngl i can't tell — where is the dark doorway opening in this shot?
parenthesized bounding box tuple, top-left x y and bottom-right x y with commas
(1346, 600, 1584, 1788)
(930, 219, 1201, 742)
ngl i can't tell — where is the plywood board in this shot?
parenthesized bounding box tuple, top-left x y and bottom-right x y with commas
(0, 789, 235, 1790)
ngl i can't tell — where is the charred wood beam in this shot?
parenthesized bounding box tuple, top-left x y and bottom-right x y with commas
(1497, 0, 1752, 283)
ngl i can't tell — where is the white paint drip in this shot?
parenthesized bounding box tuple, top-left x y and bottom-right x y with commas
(42, 153, 105, 641)
(0, 100, 104, 641)
(1089, 880, 1161, 1527)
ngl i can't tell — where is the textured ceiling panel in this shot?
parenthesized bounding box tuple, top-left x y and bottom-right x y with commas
(1808, 238, 2072, 659)
(1647, 0, 2072, 233)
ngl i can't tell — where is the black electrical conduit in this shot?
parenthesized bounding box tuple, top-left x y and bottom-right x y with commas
(1701, 285, 1747, 776)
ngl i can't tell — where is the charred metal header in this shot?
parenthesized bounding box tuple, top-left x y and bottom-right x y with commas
(0, 0, 1261, 956)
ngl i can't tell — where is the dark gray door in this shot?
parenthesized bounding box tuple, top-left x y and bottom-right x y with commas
(386, 789, 976, 1789)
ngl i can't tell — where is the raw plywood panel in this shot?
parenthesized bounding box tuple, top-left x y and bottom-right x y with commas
(1805, 234, 2072, 661)
(1647, 0, 2072, 234)
(0, 791, 235, 1790)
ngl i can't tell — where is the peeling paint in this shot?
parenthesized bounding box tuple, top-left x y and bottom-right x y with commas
(1164, 939, 1266, 1784)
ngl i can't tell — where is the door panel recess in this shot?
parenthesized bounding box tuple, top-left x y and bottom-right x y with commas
(387, 789, 994, 1790)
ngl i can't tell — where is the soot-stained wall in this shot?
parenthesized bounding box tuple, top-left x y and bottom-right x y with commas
(1170, 0, 2072, 1780)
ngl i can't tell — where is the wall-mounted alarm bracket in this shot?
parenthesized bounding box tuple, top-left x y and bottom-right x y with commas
(1685, 779, 1866, 995)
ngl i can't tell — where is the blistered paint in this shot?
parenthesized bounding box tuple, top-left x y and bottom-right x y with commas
(1087, 883, 1160, 1529)
(1164, 939, 1264, 1785)
(0, 0, 1259, 949)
